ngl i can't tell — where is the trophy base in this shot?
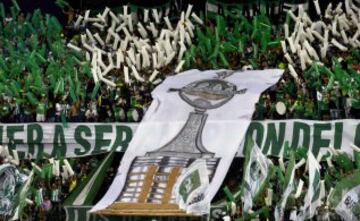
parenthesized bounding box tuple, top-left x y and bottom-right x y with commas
(94, 203, 200, 217)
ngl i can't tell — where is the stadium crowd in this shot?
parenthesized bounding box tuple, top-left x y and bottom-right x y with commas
(1, 0, 360, 220)
(0, 152, 120, 221)
(0, 0, 360, 125)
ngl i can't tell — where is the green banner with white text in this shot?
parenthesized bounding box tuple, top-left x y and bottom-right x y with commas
(239, 119, 360, 157)
(1, 120, 360, 159)
(1, 123, 135, 159)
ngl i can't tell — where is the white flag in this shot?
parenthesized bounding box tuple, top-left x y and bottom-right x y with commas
(335, 185, 360, 221)
(297, 152, 321, 220)
(173, 159, 210, 215)
(329, 171, 360, 221)
(243, 143, 270, 212)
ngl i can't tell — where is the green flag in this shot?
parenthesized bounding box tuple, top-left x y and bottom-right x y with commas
(34, 188, 43, 207)
(55, 0, 69, 9)
(41, 164, 53, 182)
(274, 153, 296, 221)
(64, 152, 114, 206)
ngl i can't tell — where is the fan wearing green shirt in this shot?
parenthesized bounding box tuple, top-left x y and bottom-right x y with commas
(36, 96, 47, 122)
(350, 92, 360, 118)
(304, 98, 314, 120)
(254, 95, 266, 120)
(292, 99, 304, 119)
(318, 93, 330, 120)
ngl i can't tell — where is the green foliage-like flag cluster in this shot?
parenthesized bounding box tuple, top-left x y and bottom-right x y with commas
(185, 12, 281, 70)
(0, 1, 91, 117)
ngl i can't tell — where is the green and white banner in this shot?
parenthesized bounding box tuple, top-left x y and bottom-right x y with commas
(0, 123, 135, 159)
(241, 119, 360, 157)
(1, 119, 360, 159)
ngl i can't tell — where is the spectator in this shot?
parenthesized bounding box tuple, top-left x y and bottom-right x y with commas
(36, 96, 47, 122)
(85, 100, 98, 122)
(69, 101, 80, 122)
(41, 196, 52, 212)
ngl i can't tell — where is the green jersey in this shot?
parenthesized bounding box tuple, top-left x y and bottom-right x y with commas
(36, 103, 46, 114)
(293, 100, 304, 118)
(319, 98, 329, 111)
(352, 99, 360, 109)
(304, 101, 314, 118)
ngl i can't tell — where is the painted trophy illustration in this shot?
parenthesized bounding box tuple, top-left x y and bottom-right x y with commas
(99, 72, 246, 215)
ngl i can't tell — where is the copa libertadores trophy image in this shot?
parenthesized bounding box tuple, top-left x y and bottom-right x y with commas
(93, 69, 282, 216)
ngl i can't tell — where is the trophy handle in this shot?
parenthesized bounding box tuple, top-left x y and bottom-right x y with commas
(168, 88, 181, 92)
(236, 88, 248, 94)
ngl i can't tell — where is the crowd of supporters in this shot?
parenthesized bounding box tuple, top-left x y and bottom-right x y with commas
(1, 0, 360, 220)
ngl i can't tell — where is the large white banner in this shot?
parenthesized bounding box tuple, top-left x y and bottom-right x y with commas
(91, 69, 283, 215)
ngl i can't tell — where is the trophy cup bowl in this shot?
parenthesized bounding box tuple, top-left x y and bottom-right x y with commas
(178, 79, 238, 111)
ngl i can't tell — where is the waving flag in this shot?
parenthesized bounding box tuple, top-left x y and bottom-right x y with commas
(243, 142, 271, 212)
(329, 170, 360, 221)
(173, 159, 210, 215)
(297, 152, 321, 220)
(274, 153, 296, 221)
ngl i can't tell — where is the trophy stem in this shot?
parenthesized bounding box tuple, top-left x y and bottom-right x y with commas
(146, 111, 215, 158)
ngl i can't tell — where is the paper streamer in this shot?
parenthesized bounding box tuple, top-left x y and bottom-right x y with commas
(294, 179, 304, 198)
(149, 70, 159, 82)
(131, 65, 145, 82)
(67, 43, 82, 52)
(191, 13, 203, 25)
(123, 66, 129, 84)
(63, 159, 75, 177)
